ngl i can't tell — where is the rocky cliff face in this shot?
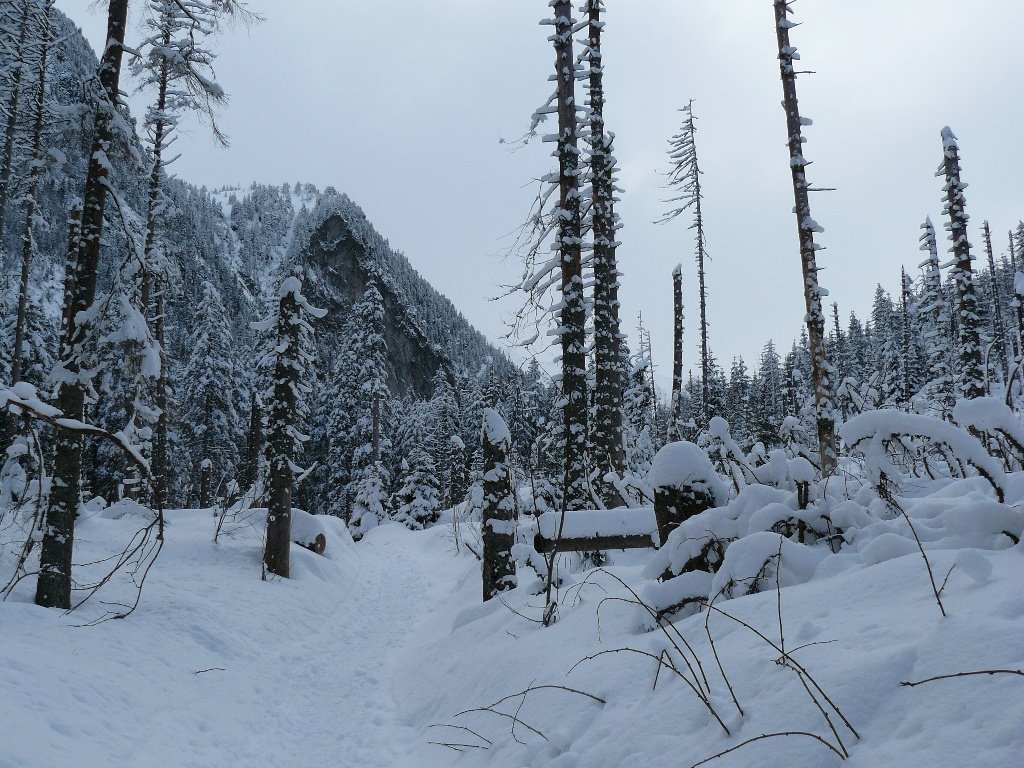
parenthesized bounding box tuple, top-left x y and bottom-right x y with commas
(301, 213, 449, 398)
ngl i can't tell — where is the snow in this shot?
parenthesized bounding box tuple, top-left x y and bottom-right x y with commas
(481, 407, 511, 447)
(536, 507, 658, 542)
(646, 441, 729, 505)
(3, 475, 1024, 768)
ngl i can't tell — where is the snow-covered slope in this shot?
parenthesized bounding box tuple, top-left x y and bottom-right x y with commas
(2, 489, 1023, 767)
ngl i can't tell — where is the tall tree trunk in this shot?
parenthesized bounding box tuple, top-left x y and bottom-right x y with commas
(264, 290, 301, 579)
(981, 221, 1009, 384)
(773, 1, 837, 475)
(0, 0, 31, 251)
(551, 0, 588, 510)
(35, 0, 129, 609)
(10, 0, 51, 387)
(671, 264, 684, 432)
(586, 0, 624, 495)
(940, 127, 984, 400)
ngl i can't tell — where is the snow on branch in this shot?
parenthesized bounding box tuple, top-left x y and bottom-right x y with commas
(0, 383, 150, 476)
(840, 410, 1006, 502)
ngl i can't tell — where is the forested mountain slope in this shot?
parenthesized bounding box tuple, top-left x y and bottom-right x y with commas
(0, 9, 506, 505)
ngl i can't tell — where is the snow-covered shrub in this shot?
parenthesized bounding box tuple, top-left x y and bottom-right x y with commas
(841, 409, 1007, 502)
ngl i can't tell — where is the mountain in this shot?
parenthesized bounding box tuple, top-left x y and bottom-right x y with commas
(0, 9, 506, 402)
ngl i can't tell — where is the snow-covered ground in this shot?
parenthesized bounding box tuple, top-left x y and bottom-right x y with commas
(2, 488, 1023, 768)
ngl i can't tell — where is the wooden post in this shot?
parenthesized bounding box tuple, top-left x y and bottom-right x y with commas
(481, 408, 516, 601)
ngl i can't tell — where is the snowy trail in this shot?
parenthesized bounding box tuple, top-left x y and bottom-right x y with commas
(100, 523, 454, 768)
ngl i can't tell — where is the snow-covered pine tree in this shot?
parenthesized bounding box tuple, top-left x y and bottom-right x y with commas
(394, 441, 440, 530)
(253, 270, 325, 578)
(481, 408, 516, 601)
(348, 276, 393, 538)
(939, 127, 984, 400)
(0, 0, 33, 251)
(581, 0, 625, 501)
(918, 217, 954, 412)
(180, 280, 240, 504)
(981, 221, 1010, 384)
(37, 0, 132, 608)
(8, 0, 53, 392)
(772, 0, 837, 474)
(659, 101, 712, 426)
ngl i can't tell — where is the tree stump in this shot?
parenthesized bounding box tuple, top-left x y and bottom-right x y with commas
(647, 442, 726, 546)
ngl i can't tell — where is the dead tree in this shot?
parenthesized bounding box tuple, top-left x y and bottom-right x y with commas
(550, 0, 589, 510)
(583, 0, 625, 500)
(481, 408, 516, 601)
(659, 101, 711, 424)
(36, 0, 131, 610)
(257, 272, 325, 579)
(772, 0, 837, 475)
(939, 127, 984, 400)
(672, 264, 684, 432)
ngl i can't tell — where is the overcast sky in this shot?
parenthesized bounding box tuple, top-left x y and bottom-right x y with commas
(59, 0, 1024, 383)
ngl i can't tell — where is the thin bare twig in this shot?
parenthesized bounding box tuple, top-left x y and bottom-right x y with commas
(688, 730, 846, 768)
(900, 669, 1024, 687)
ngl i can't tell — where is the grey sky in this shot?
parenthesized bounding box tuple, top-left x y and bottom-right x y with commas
(59, 0, 1024, 384)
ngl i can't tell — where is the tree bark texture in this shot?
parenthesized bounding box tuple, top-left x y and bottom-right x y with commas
(773, 1, 837, 475)
(551, 0, 589, 510)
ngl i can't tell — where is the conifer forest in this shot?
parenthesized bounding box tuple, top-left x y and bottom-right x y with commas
(1, 2, 1023, 767)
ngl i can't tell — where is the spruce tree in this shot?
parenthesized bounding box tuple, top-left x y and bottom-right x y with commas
(348, 277, 393, 537)
(254, 271, 325, 578)
(939, 127, 984, 399)
(180, 280, 240, 503)
(918, 217, 954, 411)
(982, 221, 1009, 383)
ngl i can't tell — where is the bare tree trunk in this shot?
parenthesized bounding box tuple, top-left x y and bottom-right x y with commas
(941, 127, 984, 400)
(0, 0, 31, 250)
(671, 264, 684, 432)
(773, 1, 837, 475)
(152, 283, 169, 511)
(10, 1, 51, 387)
(35, 0, 129, 609)
(551, 0, 588, 510)
(586, 0, 624, 496)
